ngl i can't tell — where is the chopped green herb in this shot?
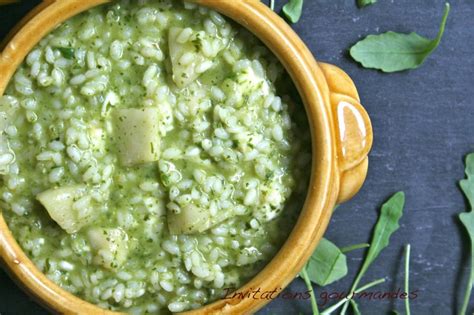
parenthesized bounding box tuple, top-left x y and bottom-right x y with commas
(55, 47, 75, 59)
(350, 3, 450, 72)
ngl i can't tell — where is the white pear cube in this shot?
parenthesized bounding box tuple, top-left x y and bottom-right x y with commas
(113, 108, 161, 166)
(36, 185, 88, 234)
(87, 228, 129, 270)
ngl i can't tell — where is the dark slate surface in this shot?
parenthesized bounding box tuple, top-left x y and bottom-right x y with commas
(1, 1, 473, 314)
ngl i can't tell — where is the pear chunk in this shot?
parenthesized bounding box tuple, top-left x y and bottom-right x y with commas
(36, 185, 89, 234)
(113, 108, 161, 166)
(168, 204, 211, 235)
(87, 228, 129, 270)
(167, 201, 237, 235)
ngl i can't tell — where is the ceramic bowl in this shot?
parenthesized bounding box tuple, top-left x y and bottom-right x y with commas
(0, 0, 373, 314)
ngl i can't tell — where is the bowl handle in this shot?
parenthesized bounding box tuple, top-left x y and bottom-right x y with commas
(319, 62, 373, 203)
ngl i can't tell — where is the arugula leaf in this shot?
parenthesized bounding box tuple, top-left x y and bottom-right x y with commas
(460, 153, 474, 206)
(55, 47, 75, 59)
(458, 153, 474, 315)
(305, 238, 348, 286)
(459, 212, 474, 315)
(340, 192, 405, 314)
(282, 0, 303, 24)
(405, 244, 411, 315)
(357, 0, 377, 7)
(352, 192, 405, 284)
(350, 3, 450, 72)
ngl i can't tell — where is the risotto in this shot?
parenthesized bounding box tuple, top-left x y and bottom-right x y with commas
(0, 1, 312, 314)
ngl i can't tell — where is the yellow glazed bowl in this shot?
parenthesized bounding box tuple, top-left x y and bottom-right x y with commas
(0, 0, 373, 314)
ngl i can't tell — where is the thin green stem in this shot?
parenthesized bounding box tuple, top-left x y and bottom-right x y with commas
(340, 243, 370, 254)
(340, 273, 362, 314)
(431, 3, 450, 48)
(301, 267, 319, 315)
(350, 300, 361, 315)
(405, 244, 411, 315)
(320, 278, 385, 315)
(340, 242, 371, 314)
(460, 261, 474, 315)
(270, 0, 275, 10)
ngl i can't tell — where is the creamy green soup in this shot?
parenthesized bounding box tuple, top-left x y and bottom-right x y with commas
(0, 1, 311, 313)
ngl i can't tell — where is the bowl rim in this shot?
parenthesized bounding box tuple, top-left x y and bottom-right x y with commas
(0, 0, 338, 314)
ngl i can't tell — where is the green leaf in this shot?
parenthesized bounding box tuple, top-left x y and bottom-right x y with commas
(458, 153, 474, 315)
(350, 3, 450, 72)
(357, 0, 377, 7)
(55, 47, 75, 59)
(355, 192, 405, 283)
(340, 192, 405, 314)
(306, 238, 348, 286)
(282, 0, 304, 24)
(459, 212, 474, 315)
(460, 153, 474, 206)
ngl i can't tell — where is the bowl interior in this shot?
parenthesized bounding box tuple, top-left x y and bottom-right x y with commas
(0, 1, 337, 313)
